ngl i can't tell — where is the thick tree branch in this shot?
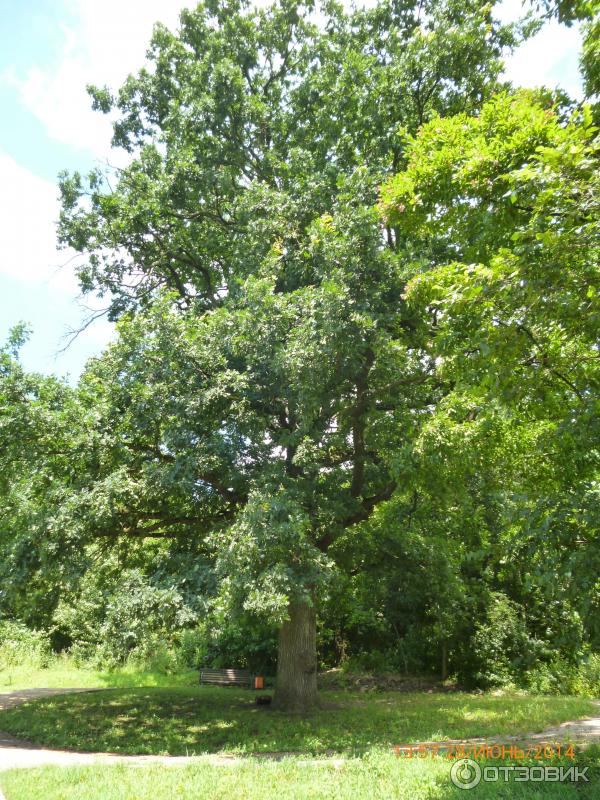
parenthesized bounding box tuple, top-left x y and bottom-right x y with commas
(316, 480, 397, 552)
(350, 348, 375, 498)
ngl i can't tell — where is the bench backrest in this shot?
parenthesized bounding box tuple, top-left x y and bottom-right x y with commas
(200, 668, 250, 685)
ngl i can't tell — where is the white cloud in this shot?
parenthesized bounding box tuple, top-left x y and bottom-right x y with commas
(5, 0, 196, 160)
(4, 58, 114, 160)
(504, 19, 583, 98)
(0, 150, 115, 373)
(497, 0, 583, 98)
(496, 0, 530, 23)
(0, 151, 78, 291)
(0, 4, 199, 373)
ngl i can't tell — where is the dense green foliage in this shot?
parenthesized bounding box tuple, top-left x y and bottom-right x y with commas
(0, 0, 598, 701)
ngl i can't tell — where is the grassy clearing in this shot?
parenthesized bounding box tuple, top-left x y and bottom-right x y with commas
(0, 687, 595, 756)
(1, 752, 599, 800)
(0, 659, 197, 692)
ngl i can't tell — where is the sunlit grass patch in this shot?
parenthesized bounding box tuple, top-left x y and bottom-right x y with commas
(0, 658, 197, 692)
(1, 750, 599, 800)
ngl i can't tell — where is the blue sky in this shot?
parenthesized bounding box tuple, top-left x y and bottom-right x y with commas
(0, 0, 583, 382)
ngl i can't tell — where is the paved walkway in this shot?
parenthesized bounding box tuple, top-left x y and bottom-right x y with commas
(0, 689, 598, 773)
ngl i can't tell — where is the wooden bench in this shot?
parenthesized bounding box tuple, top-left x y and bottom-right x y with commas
(199, 668, 251, 687)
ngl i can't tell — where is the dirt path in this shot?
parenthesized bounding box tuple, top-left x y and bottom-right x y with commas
(0, 689, 255, 771)
(393, 702, 600, 756)
(0, 689, 598, 773)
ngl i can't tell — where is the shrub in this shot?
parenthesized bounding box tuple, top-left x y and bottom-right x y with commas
(460, 593, 544, 688)
(200, 615, 278, 673)
(53, 570, 198, 668)
(341, 650, 401, 674)
(526, 653, 600, 696)
(0, 621, 52, 669)
(126, 637, 180, 674)
(177, 628, 208, 669)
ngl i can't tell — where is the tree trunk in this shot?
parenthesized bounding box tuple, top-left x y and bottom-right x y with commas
(441, 642, 448, 681)
(272, 600, 320, 712)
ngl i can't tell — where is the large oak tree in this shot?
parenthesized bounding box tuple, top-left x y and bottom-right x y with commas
(57, 0, 525, 710)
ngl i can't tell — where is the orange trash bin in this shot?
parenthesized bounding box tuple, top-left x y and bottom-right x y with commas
(254, 676, 264, 690)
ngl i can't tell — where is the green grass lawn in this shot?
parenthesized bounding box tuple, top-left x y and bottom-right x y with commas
(0, 686, 595, 756)
(1, 672, 597, 800)
(1, 753, 599, 800)
(0, 660, 197, 692)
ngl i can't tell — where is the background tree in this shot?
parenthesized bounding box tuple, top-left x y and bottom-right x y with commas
(380, 90, 600, 671)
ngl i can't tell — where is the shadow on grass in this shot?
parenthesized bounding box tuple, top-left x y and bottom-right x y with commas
(0, 688, 595, 758)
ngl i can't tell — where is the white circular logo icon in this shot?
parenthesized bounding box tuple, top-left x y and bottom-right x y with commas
(450, 758, 482, 789)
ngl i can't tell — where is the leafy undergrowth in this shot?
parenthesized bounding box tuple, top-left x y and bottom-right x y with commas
(1, 752, 599, 800)
(0, 687, 595, 756)
(319, 669, 460, 692)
